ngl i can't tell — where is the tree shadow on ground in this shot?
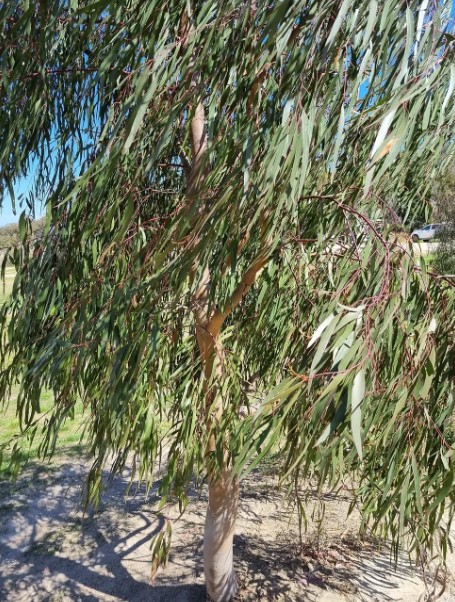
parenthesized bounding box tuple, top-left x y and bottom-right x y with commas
(0, 459, 441, 602)
(0, 459, 207, 601)
(233, 531, 431, 602)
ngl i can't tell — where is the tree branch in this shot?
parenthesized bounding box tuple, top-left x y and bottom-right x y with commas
(208, 252, 269, 337)
(208, 208, 272, 336)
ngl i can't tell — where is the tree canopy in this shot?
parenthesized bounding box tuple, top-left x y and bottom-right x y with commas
(1, 0, 455, 592)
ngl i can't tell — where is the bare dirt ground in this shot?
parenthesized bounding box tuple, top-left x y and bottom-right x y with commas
(0, 457, 454, 602)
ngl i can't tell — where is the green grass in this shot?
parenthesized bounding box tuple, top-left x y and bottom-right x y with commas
(0, 268, 87, 476)
(0, 393, 87, 478)
(0, 266, 16, 306)
(424, 253, 436, 263)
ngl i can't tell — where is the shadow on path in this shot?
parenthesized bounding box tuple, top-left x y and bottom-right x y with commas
(0, 460, 450, 601)
(0, 460, 207, 601)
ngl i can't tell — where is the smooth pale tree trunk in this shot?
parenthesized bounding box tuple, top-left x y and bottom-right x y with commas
(195, 324, 239, 601)
(184, 14, 254, 592)
(204, 468, 239, 601)
(184, 28, 241, 589)
(188, 111, 266, 598)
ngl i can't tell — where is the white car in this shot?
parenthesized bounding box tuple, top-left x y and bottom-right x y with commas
(410, 223, 444, 242)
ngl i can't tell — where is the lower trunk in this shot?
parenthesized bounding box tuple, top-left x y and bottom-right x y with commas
(195, 326, 238, 600)
(204, 467, 239, 602)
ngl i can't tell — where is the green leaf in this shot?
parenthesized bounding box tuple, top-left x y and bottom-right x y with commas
(350, 369, 365, 461)
(429, 468, 454, 513)
(18, 212, 27, 243)
(383, 387, 408, 442)
(307, 313, 336, 348)
(316, 391, 348, 447)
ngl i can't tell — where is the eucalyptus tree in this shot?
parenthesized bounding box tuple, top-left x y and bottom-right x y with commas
(1, 1, 455, 601)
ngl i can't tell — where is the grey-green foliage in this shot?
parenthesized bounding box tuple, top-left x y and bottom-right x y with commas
(434, 163, 455, 274)
(0, 0, 455, 562)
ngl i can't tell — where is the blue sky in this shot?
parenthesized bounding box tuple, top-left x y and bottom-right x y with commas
(0, 165, 45, 226)
(1, 182, 28, 227)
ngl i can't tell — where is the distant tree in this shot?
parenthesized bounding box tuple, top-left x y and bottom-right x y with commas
(0, 217, 45, 261)
(1, 2, 455, 601)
